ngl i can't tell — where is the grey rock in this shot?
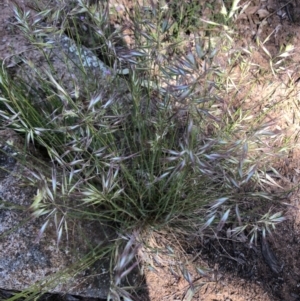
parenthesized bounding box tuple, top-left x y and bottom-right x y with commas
(0, 144, 16, 179)
(14, 33, 129, 102)
(0, 129, 140, 299)
(0, 6, 141, 297)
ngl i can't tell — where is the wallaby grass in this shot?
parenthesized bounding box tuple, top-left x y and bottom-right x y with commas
(0, 0, 296, 300)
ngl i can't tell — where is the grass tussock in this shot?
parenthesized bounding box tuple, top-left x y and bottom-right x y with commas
(0, 0, 293, 300)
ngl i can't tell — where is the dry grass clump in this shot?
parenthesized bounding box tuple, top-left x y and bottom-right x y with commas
(0, 0, 292, 300)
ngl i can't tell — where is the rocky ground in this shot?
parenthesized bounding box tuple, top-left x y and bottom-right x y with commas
(1, 0, 300, 300)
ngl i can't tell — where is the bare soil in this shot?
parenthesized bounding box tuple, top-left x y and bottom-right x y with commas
(1, 1, 300, 301)
(140, 1, 300, 300)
